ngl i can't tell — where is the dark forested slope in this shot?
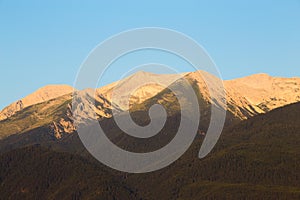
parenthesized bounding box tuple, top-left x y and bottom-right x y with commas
(0, 103, 300, 199)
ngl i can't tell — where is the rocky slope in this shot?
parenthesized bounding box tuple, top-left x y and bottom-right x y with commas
(0, 93, 73, 140)
(183, 71, 263, 119)
(184, 71, 300, 119)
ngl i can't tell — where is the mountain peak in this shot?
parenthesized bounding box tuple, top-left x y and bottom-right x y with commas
(0, 84, 74, 121)
(20, 84, 74, 105)
(131, 70, 153, 76)
(97, 71, 186, 110)
(248, 73, 271, 78)
(225, 73, 300, 111)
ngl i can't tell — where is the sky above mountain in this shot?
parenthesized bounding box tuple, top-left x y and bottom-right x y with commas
(0, 0, 300, 109)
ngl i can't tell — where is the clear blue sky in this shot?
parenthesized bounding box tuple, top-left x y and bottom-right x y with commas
(0, 0, 300, 109)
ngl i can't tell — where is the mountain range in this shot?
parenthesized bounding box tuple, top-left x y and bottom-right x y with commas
(1, 71, 299, 140)
(0, 71, 300, 199)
